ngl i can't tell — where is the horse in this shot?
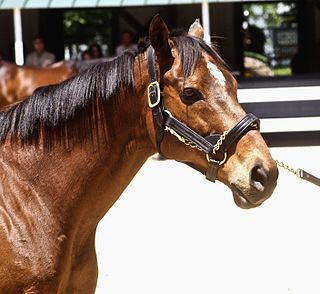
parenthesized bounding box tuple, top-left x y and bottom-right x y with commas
(0, 60, 77, 108)
(0, 16, 278, 293)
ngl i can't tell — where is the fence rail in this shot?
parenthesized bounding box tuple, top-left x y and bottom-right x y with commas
(238, 86, 320, 146)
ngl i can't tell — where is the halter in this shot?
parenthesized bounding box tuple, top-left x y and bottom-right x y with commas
(146, 46, 260, 182)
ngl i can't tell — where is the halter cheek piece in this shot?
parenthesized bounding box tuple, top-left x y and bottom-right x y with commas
(146, 46, 260, 182)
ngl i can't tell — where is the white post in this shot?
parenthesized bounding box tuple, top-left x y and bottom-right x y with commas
(201, 0, 211, 45)
(13, 8, 24, 65)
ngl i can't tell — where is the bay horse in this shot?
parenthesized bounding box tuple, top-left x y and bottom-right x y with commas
(0, 61, 77, 108)
(0, 16, 278, 293)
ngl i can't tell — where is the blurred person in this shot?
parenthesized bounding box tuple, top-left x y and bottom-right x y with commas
(89, 43, 103, 59)
(291, 46, 308, 74)
(26, 37, 56, 67)
(243, 25, 273, 77)
(244, 25, 265, 56)
(81, 49, 91, 61)
(116, 30, 137, 56)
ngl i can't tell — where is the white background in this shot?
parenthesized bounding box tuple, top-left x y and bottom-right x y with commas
(95, 146, 320, 294)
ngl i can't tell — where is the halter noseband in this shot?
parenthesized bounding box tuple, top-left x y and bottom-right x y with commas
(146, 46, 260, 182)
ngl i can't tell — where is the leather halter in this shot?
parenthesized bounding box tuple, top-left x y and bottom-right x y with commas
(146, 46, 260, 182)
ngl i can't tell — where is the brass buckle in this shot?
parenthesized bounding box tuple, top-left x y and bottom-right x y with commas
(206, 152, 228, 166)
(147, 81, 161, 108)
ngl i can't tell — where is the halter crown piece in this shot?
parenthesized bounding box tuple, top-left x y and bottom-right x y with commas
(146, 46, 260, 182)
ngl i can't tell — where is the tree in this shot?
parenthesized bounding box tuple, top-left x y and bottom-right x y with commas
(243, 2, 297, 28)
(63, 9, 113, 58)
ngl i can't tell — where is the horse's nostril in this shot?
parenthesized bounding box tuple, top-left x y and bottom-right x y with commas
(250, 165, 268, 192)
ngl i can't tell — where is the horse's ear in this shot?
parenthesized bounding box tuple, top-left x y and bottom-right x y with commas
(188, 19, 204, 39)
(149, 15, 170, 56)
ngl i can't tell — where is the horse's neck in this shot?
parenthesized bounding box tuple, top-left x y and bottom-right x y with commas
(0, 62, 155, 243)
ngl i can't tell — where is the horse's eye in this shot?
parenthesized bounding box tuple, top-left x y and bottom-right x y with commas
(181, 88, 202, 105)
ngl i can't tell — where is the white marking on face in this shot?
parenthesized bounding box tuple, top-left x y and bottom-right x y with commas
(206, 61, 226, 87)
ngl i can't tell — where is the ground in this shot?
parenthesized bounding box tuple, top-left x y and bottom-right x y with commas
(95, 146, 320, 294)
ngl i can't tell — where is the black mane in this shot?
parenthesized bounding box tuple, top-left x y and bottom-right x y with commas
(0, 34, 224, 148)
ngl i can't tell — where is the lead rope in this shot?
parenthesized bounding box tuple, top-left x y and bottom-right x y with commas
(275, 160, 320, 187)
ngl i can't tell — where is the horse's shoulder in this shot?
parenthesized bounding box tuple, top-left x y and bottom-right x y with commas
(0, 168, 67, 282)
(0, 205, 67, 290)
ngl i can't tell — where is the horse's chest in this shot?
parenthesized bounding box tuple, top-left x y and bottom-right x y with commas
(0, 182, 68, 290)
(0, 226, 70, 293)
(0, 216, 67, 285)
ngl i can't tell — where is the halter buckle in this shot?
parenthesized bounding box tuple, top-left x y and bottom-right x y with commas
(206, 152, 228, 166)
(147, 81, 161, 108)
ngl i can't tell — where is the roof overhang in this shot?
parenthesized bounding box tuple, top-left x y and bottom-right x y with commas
(0, 0, 280, 9)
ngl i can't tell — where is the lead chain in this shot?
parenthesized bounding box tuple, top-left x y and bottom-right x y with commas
(275, 160, 302, 178)
(164, 126, 230, 155)
(211, 129, 230, 155)
(164, 126, 203, 151)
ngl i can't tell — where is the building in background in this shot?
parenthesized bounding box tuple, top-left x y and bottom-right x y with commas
(0, 0, 319, 146)
(0, 1, 319, 80)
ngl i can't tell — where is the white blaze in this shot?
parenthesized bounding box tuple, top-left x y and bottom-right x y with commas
(207, 61, 226, 86)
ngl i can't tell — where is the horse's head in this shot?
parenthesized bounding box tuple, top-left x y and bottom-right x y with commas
(147, 16, 278, 209)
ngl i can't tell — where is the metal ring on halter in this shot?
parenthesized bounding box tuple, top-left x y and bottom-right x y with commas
(206, 152, 228, 166)
(164, 110, 172, 117)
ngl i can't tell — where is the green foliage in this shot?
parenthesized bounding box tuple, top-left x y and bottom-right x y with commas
(63, 10, 112, 47)
(273, 67, 292, 76)
(244, 51, 268, 63)
(243, 2, 297, 28)
(243, 2, 298, 76)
